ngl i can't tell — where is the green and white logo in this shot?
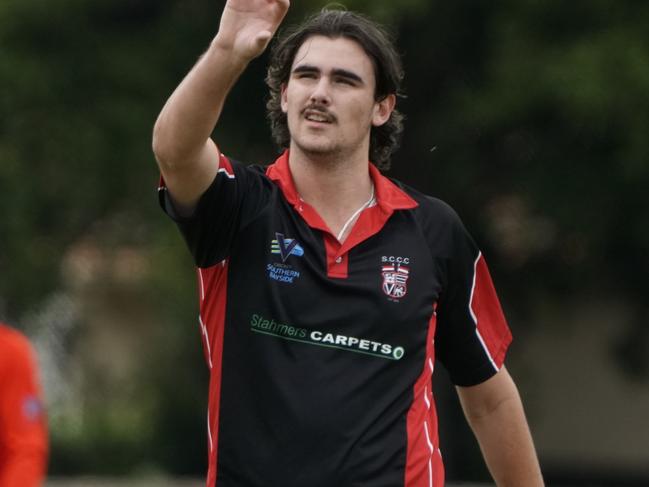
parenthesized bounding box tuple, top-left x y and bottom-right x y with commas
(250, 314, 405, 361)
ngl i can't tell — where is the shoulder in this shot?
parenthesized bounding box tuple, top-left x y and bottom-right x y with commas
(389, 177, 465, 227)
(386, 178, 476, 259)
(0, 324, 32, 354)
(224, 157, 276, 186)
(0, 324, 35, 370)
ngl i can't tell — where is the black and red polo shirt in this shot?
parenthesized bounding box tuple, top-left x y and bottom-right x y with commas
(159, 150, 512, 487)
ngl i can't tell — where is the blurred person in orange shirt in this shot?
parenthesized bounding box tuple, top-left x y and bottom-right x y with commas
(0, 322, 48, 487)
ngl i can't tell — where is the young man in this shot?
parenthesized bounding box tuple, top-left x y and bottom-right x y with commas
(0, 322, 48, 486)
(152, 1, 544, 486)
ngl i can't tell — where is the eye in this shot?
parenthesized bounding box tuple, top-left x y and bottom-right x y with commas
(335, 77, 355, 86)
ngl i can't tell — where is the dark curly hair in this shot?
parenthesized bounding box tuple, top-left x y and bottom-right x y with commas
(266, 8, 405, 170)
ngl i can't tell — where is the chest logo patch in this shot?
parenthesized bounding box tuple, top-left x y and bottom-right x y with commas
(268, 233, 303, 284)
(271, 233, 304, 262)
(381, 260, 410, 300)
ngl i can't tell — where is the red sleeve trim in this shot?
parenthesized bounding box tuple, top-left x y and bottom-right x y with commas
(469, 253, 513, 370)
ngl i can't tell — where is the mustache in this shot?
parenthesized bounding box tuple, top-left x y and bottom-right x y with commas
(301, 105, 336, 123)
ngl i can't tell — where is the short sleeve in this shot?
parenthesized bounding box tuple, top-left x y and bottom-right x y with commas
(434, 215, 512, 387)
(158, 153, 273, 268)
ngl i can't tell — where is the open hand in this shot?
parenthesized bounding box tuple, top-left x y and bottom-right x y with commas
(215, 0, 290, 61)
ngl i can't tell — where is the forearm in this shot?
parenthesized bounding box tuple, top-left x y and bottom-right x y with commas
(152, 40, 248, 169)
(458, 368, 544, 487)
(152, 0, 289, 170)
(466, 392, 543, 486)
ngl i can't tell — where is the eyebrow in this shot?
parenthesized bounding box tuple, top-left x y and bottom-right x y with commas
(292, 64, 365, 84)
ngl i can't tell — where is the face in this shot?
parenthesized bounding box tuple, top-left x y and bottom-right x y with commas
(281, 35, 395, 162)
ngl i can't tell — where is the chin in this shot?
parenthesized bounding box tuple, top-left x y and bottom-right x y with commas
(294, 137, 340, 157)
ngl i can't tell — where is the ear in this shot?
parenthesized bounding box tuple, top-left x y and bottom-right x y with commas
(372, 94, 396, 127)
(280, 83, 288, 113)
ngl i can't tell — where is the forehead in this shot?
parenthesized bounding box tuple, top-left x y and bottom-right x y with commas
(292, 35, 376, 81)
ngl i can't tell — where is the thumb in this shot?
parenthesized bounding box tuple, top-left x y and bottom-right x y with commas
(251, 30, 273, 54)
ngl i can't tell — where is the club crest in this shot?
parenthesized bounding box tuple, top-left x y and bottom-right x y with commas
(381, 263, 409, 299)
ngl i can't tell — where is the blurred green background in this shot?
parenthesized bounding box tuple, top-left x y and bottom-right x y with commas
(1, 0, 648, 485)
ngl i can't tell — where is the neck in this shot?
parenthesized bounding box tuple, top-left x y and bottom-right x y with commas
(288, 144, 375, 240)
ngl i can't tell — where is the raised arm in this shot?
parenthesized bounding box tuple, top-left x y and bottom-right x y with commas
(152, 0, 290, 214)
(456, 366, 544, 487)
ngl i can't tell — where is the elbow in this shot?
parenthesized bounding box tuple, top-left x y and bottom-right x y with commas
(151, 120, 174, 170)
(152, 129, 186, 174)
(151, 117, 204, 173)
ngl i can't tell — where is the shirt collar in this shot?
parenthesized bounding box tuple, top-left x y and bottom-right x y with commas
(266, 150, 418, 212)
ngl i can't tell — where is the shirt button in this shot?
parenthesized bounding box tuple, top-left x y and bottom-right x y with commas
(335, 256, 343, 264)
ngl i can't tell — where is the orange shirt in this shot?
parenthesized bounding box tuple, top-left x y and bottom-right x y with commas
(0, 324, 48, 487)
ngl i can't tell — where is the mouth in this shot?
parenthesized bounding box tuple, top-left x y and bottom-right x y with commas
(302, 107, 334, 124)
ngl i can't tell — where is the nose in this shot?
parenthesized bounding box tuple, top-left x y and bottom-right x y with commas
(309, 77, 331, 106)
